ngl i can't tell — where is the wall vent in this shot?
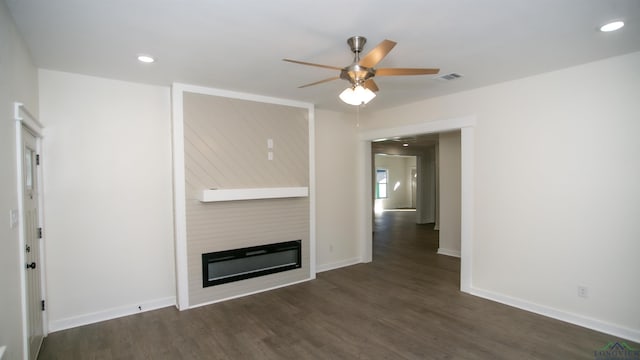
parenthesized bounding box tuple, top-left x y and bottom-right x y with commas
(436, 73, 464, 81)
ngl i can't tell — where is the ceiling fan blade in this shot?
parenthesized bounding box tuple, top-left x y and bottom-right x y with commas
(283, 59, 343, 71)
(376, 68, 440, 76)
(364, 79, 379, 92)
(298, 76, 341, 88)
(358, 39, 397, 68)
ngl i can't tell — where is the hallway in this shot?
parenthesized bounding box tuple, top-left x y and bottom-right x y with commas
(373, 210, 459, 287)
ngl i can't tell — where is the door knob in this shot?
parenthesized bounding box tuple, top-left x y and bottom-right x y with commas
(26, 245, 31, 253)
(26, 262, 36, 269)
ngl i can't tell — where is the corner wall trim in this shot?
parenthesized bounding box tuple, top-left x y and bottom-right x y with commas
(470, 287, 640, 343)
(14, 102, 44, 136)
(48, 297, 176, 333)
(437, 248, 461, 258)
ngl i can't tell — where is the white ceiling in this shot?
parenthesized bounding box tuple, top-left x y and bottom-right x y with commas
(6, 0, 640, 111)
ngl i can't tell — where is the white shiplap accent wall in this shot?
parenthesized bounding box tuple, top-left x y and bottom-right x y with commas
(174, 87, 313, 307)
(183, 92, 309, 189)
(187, 199, 310, 305)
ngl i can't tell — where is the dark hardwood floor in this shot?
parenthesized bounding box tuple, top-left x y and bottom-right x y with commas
(38, 210, 637, 359)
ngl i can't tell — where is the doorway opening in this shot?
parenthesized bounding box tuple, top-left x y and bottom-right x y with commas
(358, 116, 475, 292)
(373, 154, 418, 214)
(372, 131, 460, 260)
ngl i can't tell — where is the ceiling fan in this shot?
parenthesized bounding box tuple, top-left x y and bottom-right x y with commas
(283, 36, 440, 105)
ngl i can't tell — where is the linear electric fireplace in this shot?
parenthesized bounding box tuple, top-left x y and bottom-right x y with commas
(202, 240, 302, 287)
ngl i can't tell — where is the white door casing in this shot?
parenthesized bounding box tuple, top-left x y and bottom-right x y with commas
(15, 103, 46, 360)
(410, 167, 417, 209)
(22, 127, 44, 360)
(358, 115, 475, 293)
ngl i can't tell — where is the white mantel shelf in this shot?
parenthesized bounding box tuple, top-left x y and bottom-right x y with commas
(199, 187, 309, 202)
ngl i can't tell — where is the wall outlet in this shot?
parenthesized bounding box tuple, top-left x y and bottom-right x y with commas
(268, 151, 273, 160)
(577, 286, 588, 298)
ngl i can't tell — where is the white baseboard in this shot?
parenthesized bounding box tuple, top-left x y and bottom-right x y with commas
(48, 296, 176, 333)
(316, 257, 362, 273)
(470, 287, 640, 343)
(437, 248, 461, 258)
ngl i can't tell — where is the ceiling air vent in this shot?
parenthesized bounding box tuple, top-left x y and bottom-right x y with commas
(436, 73, 463, 81)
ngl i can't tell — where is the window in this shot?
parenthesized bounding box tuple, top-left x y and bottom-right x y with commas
(376, 169, 388, 199)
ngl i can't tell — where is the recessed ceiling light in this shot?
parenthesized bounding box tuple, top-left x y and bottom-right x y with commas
(600, 21, 624, 32)
(402, 143, 409, 147)
(137, 55, 155, 63)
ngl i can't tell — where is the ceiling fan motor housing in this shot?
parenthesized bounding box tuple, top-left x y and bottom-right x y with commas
(347, 36, 367, 54)
(342, 36, 376, 86)
(340, 65, 376, 86)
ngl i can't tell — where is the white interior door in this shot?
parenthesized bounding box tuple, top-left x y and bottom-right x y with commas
(22, 126, 44, 360)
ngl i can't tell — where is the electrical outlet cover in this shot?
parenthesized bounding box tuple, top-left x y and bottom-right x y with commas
(578, 286, 588, 298)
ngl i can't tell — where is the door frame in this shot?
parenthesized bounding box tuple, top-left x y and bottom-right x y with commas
(14, 102, 47, 357)
(410, 166, 417, 209)
(357, 115, 475, 293)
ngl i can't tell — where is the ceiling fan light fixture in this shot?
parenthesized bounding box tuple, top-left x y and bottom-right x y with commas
(137, 54, 155, 63)
(600, 21, 624, 32)
(339, 85, 376, 106)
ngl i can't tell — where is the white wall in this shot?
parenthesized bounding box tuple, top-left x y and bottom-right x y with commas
(315, 109, 360, 271)
(416, 147, 436, 223)
(438, 131, 461, 257)
(33, 75, 363, 328)
(374, 155, 414, 210)
(39, 70, 176, 331)
(0, 2, 39, 358)
(362, 51, 640, 339)
(405, 156, 416, 207)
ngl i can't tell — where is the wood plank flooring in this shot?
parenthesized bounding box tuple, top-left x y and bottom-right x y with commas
(38, 210, 638, 359)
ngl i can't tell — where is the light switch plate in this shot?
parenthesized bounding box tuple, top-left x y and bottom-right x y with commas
(9, 209, 19, 229)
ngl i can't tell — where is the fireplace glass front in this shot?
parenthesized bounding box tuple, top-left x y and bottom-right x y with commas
(202, 240, 301, 287)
